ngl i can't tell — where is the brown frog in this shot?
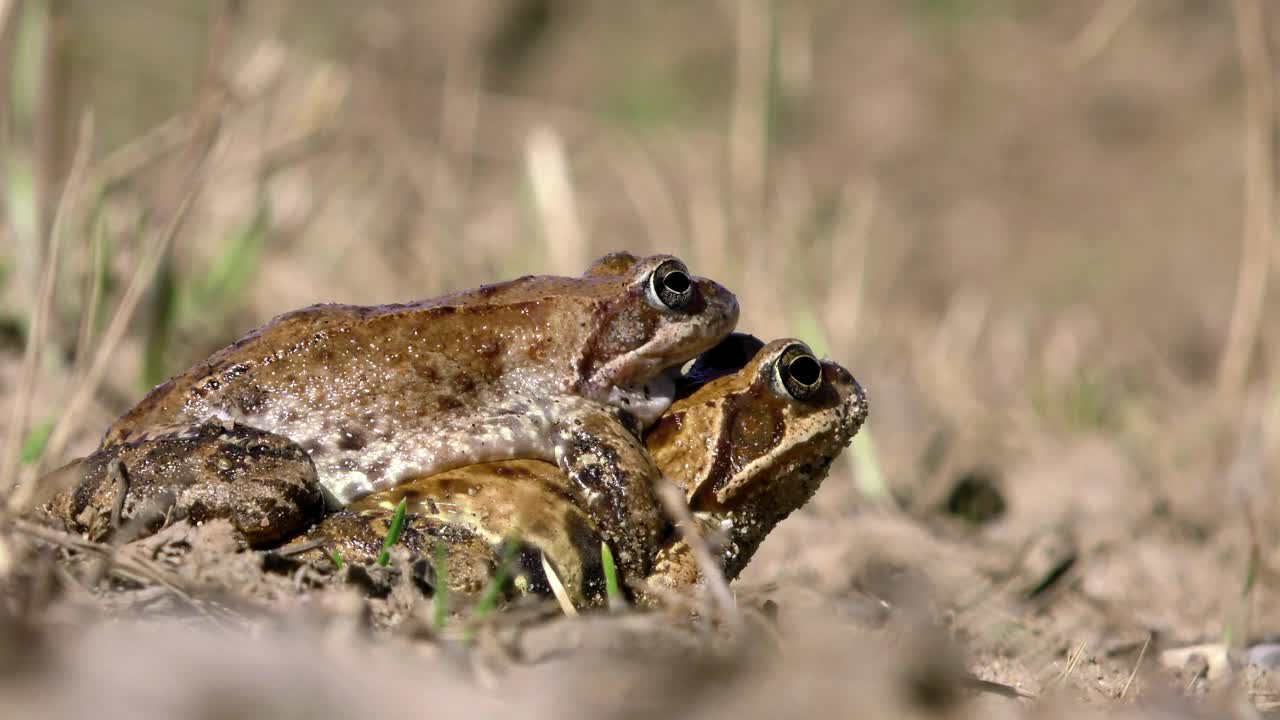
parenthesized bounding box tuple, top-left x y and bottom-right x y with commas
(48, 253, 739, 577)
(300, 336, 868, 606)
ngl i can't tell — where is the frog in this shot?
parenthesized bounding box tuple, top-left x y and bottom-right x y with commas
(296, 335, 868, 606)
(47, 253, 739, 571)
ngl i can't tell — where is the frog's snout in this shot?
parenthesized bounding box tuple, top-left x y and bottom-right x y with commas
(836, 369, 870, 440)
(697, 276, 740, 334)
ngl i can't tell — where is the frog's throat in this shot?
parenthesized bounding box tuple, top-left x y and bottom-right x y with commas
(605, 371, 676, 427)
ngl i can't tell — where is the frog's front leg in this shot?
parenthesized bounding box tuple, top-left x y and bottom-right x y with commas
(551, 404, 667, 581)
(50, 420, 325, 548)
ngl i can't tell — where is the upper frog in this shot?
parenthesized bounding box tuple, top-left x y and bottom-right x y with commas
(304, 335, 868, 606)
(54, 253, 738, 574)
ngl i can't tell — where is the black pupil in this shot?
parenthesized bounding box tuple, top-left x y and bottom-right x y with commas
(787, 355, 821, 388)
(661, 270, 690, 295)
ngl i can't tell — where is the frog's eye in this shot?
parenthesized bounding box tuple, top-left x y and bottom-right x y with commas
(648, 258, 694, 310)
(776, 343, 823, 400)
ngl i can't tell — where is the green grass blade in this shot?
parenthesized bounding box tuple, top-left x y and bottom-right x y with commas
(182, 199, 269, 326)
(141, 254, 179, 389)
(11, 1, 45, 119)
(376, 496, 409, 567)
(788, 303, 829, 357)
(19, 419, 52, 465)
(851, 429, 889, 501)
(5, 0, 48, 329)
(787, 303, 888, 503)
(601, 541, 624, 609)
(73, 194, 113, 359)
(466, 533, 522, 638)
(433, 543, 449, 630)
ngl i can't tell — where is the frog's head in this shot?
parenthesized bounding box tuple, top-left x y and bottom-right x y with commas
(645, 337, 868, 578)
(575, 252, 739, 425)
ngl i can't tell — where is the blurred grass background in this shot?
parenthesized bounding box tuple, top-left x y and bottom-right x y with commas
(0, 0, 1277, 559)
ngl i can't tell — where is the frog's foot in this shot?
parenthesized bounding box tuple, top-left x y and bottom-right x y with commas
(637, 513, 731, 607)
(552, 407, 667, 581)
(639, 540, 702, 606)
(55, 420, 325, 548)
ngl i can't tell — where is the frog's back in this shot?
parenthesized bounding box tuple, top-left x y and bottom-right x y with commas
(104, 302, 370, 444)
(102, 277, 599, 447)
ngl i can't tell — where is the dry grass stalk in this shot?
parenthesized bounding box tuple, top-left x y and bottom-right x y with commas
(540, 551, 579, 617)
(5, 517, 231, 623)
(0, 110, 93, 506)
(72, 192, 106, 372)
(426, 49, 481, 241)
(22, 0, 238, 497)
(606, 141, 685, 256)
(22, 183, 200, 505)
(1217, 0, 1274, 404)
(727, 0, 770, 248)
(0, 0, 12, 42)
(1119, 631, 1151, 699)
(31, 0, 68, 253)
(828, 179, 878, 353)
(1053, 640, 1089, 687)
(653, 479, 736, 619)
(1068, 0, 1140, 66)
(525, 125, 585, 275)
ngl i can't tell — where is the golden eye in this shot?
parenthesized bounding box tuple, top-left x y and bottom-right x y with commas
(776, 343, 822, 400)
(648, 258, 694, 310)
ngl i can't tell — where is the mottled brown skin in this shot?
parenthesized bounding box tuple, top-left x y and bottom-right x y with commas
(305, 465, 609, 602)
(52, 253, 739, 578)
(300, 337, 869, 607)
(47, 421, 324, 548)
(314, 511, 501, 596)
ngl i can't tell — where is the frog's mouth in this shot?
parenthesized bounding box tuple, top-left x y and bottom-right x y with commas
(605, 371, 677, 427)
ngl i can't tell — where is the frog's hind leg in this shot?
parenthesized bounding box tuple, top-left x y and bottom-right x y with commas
(53, 420, 325, 548)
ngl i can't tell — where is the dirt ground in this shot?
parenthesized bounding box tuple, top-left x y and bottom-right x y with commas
(4, 1, 1280, 717)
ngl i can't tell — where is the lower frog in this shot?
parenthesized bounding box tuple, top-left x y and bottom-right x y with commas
(295, 336, 868, 606)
